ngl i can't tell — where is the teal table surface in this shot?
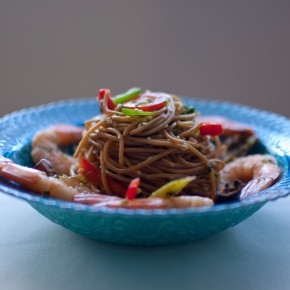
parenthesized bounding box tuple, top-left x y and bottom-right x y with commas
(1, 193, 290, 290)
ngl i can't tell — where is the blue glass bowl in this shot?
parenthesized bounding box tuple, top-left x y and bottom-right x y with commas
(0, 98, 290, 245)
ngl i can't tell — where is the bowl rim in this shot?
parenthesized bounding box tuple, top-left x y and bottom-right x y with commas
(0, 96, 290, 216)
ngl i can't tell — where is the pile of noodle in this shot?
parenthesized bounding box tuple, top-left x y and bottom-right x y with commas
(74, 93, 224, 199)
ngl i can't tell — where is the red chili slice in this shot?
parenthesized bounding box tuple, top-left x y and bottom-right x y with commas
(122, 92, 168, 112)
(98, 88, 116, 111)
(125, 178, 140, 200)
(200, 124, 223, 136)
(79, 158, 126, 197)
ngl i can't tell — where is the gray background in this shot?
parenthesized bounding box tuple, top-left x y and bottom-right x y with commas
(0, 0, 289, 117)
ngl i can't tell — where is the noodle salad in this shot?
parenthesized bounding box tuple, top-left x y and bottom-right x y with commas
(75, 88, 223, 199)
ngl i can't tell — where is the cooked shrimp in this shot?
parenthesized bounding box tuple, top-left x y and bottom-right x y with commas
(74, 192, 213, 208)
(0, 156, 213, 208)
(196, 115, 254, 136)
(103, 195, 214, 209)
(197, 115, 257, 162)
(220, 154, 281, 199)
(31, 124, 84, 175)
(0, 156, 79, 200)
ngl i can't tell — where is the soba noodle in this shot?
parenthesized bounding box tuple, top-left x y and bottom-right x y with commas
(74, 92, 224, 199)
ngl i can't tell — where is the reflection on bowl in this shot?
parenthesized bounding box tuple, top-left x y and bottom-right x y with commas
(0, 97, 289, 245)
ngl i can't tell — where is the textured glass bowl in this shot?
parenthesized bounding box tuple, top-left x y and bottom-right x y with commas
(0, 98, 290, 245)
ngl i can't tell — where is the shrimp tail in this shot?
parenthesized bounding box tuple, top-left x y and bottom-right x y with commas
(240, 163, 281, 199)
(240, 177, 274, 199)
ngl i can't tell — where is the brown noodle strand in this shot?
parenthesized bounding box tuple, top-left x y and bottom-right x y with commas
(163, 129, 209, 164)
(123, 116, 149, 136)
(209, 170, 217, 200)
(176, 121, 195, 128)
(143, 173, 186, 179)
(106, 128, 125, 165)
(111, 115, 140, 122)
(104, 141, 177, 174)
(100, 150, 111, 195)
(173, 112, 197, 121)
(74, 119, 105, 158)
(179, 123, 202, 138)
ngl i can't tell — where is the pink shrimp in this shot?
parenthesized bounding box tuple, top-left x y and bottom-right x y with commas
(197, 115, 257, 162)
(0, 156, 80, 201)
(102, 195, 214, 209)
(31, 124, 84, 175)
(196, 115, 254, 136)
(220, 154, 281, 199)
